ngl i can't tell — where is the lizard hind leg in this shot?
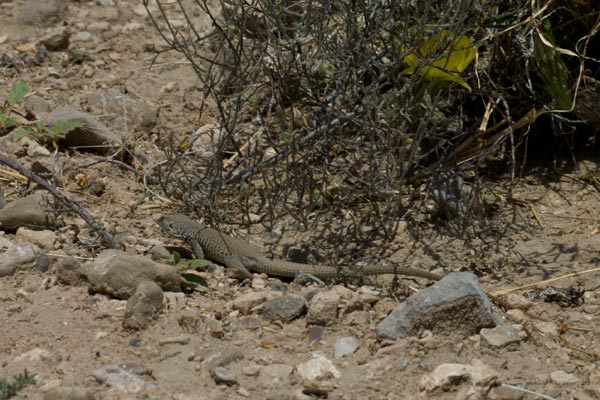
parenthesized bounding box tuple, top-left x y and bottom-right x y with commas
(223, 255, 254, 279)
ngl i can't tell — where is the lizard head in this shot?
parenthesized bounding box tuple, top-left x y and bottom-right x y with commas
(158, 213, 192, 237)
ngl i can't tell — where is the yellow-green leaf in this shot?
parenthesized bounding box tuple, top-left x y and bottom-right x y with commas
(403, 30, 476, 91)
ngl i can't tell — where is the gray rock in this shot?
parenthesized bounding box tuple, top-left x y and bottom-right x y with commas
(123, 280, 164, 330)
(393, 356, 409, 372)
(90, 364, 155, 392)
(87, 89, 157, 133)
(87, 250, 181, 299)
(72, 31, 92, 42)
(38, 29, 70, 51)
(295, 354, 340, 381)
(178, 309, 201, 333)
(55, 256, 87, 286)
(0, 192, 54, 232)
(306, 290, 340, 326)
(24, 95, 51, 117)
(333, 336, 360, 359)
(0, 243, 50, 277)
(17, 0, 68, 26)
(231, 291, 269, 309)
(550, 370, 579, 385)
(420, 360, 497, 393)
(376, 272, 500, 340)
(196, 346, 244, 372)
(261, 294, 306, 322)
(44, 386, 94, 400)
(211, 367, 238, 386)
(259, 364, 293, 387)
(480, 324, 521, 348)
(15, 227, 56, 250)
(44, 106, 120, 150)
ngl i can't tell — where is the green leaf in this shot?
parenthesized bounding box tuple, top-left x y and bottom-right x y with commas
(7, 81, 29, 106)
(0, 115, 17, 129)
(186, 259, 212, 270)
(403, 30, 476, 91)
(13, 126, 31, 139)
(179, 272, 208, 287)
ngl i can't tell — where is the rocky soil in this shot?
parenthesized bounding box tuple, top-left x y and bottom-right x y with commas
(0, 1, 599, 399)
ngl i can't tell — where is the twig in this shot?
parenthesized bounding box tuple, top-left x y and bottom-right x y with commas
(0, 153, 123, 250)
(499, 383, 556, 400)
(491, 265, 600, 296)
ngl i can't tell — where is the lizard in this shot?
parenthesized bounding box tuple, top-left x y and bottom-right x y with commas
(158, 213, 442, 281)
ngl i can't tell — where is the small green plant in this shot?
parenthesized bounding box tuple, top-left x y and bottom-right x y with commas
(0, 369, 36, 400)
(166, 251, 210, 288)
(2, 80, 84, 149)
(0, 81, 29, 133)
(14, 119, 84, 150)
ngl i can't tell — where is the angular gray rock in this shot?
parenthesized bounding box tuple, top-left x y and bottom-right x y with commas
(376, 272, 500, 340)
(87, 250, 181, 299)
(211, 367, 239, 386)
(334, 336, 360, 359)
(123, 280, 164, 330)
(261, 294, 306, 322)
(306, 290, 340, 326)
(480, 324, 521, 348)
(0, 243, 50, 277)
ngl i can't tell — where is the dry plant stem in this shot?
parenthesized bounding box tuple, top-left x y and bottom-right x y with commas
(0, 153, 123, 250)
(491, 265, 600, 296)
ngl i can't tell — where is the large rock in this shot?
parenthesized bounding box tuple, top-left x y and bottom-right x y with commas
(0, 192, 54, 232)
(17, 0, 68, 26)
(87, 250, 181, 299)
(376, 272, 500, 340)
(87, 90, 157, 133)
(44, 106, 120, 150)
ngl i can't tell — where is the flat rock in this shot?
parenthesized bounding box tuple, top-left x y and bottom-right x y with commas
(231, 291, 270, 309)
(15, 227, 56, 250)
(195, 347, 244, 371)
(87, 249, 181, 299)
(44, 386, 94, 400)
(376, 272, 500, 340)
(480, 324, 521, 348)
(0, 192, 55, 232)
(550, 370, 579, 385)
(90, 364, 155, 393)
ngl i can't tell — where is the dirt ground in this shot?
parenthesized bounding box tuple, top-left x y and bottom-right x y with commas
(0, 1, 599, 399)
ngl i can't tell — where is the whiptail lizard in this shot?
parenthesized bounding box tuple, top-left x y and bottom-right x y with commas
(158, 213, 442, 281)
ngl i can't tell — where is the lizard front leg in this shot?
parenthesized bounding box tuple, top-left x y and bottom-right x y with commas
(190, 241, 205, 260)
(223, 255, 253, 279)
